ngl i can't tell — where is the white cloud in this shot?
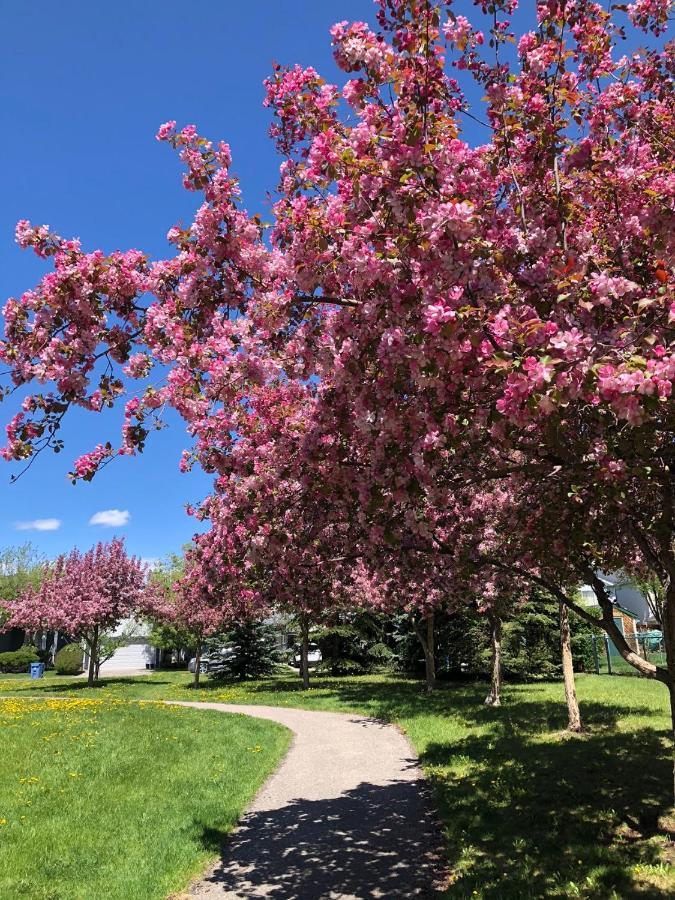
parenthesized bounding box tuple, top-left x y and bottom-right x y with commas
(15, 518, 61, 532)
(89, 509, 130, 528)
(141, 557, 160, 572)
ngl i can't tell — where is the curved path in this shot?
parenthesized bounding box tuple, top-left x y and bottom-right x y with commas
(170, 702, 447, 899)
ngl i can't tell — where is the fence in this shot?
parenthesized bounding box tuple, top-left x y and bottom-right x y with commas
(591, 630, 666, 676)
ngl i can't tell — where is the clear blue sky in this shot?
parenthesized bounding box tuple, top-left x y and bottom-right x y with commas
(0, 1, 390, 562)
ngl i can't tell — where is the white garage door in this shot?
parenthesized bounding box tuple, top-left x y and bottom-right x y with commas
(98, 643, 155, 673)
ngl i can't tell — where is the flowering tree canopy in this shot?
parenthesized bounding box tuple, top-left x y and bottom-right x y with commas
(1, 539, 148, 684)
(0, 1, 673, 710)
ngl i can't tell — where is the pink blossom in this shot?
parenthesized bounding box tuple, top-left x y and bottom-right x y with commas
(156, 120, 176, 141)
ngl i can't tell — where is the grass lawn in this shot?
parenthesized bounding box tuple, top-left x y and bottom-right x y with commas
(2, 669, 674, 898)
(0, 695, 290, 900)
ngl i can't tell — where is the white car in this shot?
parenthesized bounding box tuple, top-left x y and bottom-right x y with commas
(293, 643, 322, 667)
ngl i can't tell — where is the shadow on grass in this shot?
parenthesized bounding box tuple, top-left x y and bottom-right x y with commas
(218, 674, 664, 728)
(7, 671, 671, 895)
(190, 709, 671, 898)
(195, 779, 446, 898)
(422, 718, 672, 898)
(3, 676, 175, 694)
(195, 676, 673, 895)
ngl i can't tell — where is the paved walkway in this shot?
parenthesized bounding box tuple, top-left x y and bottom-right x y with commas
(170, 702, 447, 899)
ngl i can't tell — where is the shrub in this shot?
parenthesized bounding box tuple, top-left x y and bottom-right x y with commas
(0, 646, 40, 673)
(54, 643, 83, 675)
(36, 648, 53, 669)
(367, 641, 395, 669)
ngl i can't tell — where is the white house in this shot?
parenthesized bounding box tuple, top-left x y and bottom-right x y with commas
(579, 573, 657, 623)
(608, 576, 656, 625)
(90, 617, 159, 674)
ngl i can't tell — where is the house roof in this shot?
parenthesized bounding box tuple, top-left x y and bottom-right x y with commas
(613, 603, 638, 619)
(581, 595, 639, 619)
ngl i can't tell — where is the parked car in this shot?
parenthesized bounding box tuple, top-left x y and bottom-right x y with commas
(188, 645, 235, 674)
(293, 643, 322, 667)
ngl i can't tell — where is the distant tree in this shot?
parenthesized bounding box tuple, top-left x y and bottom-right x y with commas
(496, 593, 594, 680)
(395, 598, 594, 692)
(1, 539, 148, 686)
(624, 570, 666, 628)
(148, 622, 200, 666)
(146, 552, 233, 688)
(0, 543, 45, 613)
(315, 611, 393, 676)
(146, 551, 200, 667)
(0, 544, 47, 652)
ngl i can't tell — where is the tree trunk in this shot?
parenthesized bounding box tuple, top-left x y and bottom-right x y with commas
(662, 579, 675, 805)
(87, 625, 99, 688)
(414, 612, 436, 692)
(560, 601, 583, 732)
(493, 560, 670, 681)
(300, 617, 310, 690)
(584, 569, 667, 679)
(192, 641, 202, 689)
(484, 613, 502, 707)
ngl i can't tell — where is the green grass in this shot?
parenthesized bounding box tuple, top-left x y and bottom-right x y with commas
(0, 695, 290, 900)
(600, 652, 668, 676)
(2, 670, 674, 898)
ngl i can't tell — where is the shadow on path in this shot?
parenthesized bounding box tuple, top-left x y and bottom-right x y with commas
(194, 779, 445, 898)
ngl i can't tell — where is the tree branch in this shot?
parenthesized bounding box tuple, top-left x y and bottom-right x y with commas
(294, 294, 360, 308)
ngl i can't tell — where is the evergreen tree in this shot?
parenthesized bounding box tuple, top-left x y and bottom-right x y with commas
(315, 611, 393, 676)
(207, 621, 281, 681)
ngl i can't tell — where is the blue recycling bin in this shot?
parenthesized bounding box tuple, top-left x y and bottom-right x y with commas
(30, 662, 45, 679)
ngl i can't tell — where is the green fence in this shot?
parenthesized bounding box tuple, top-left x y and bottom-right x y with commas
(591, 631, 666, 676)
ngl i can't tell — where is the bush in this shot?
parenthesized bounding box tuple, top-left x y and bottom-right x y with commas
(0, 646, 40, 673)
(366, 641, 395, 669)
(54, 643, 83, 675)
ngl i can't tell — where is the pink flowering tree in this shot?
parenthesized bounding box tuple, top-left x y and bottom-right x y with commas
(183, 483, 360, 691)
(265, 0, 674, 726)
(2, 539, 148, 685)
(0, 0, 673, 767)
(151, 558, 240, 688)
(174, 381, 471, 691)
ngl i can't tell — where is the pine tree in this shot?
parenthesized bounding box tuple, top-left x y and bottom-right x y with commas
(207, 621, 281, 681)
(315, 611, 393, 676)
